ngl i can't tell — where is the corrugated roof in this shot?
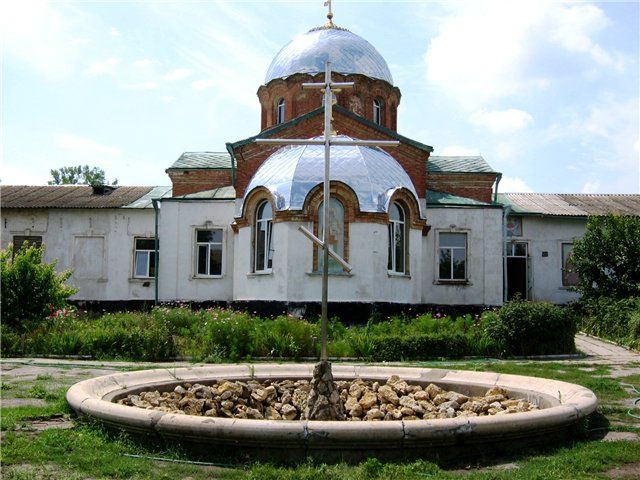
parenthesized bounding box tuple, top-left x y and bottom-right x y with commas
(426, 189, 496, 207)
(167, 152, 232, 170)
(428, 156, 496, 173)
(1, 185, 154, 209)
(122, 186, 173, 208)
(498, 193, 640, 216)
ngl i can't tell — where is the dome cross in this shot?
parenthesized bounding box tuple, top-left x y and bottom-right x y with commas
(324, 0, 334, 26)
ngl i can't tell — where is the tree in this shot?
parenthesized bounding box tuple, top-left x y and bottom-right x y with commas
(1, 243, 78, 331)
(571, 215, 640, 300)
(48, 165, 118, 186)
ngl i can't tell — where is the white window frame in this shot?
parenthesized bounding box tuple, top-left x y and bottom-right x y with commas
(277, 98, 285, 125)
(373, 98, 382, 125)
(388, 202, 407, 274)
(133, 237, 157, 279)
(254, 200, 273, 273)
(194, 228, 224, 278)
(437, 231, 467, 281)
(506, 241, 528, 258)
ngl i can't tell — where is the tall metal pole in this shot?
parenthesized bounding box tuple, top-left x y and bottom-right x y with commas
(321, 62, 331, 362)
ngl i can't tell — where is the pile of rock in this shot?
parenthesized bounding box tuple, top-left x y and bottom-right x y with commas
(117, 375, 537, 421)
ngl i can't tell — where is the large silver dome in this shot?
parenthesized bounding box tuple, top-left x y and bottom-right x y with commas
(264, 26, 393, 85)
(241, 136, 418, 215)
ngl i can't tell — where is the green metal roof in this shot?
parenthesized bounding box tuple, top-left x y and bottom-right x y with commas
(227, 105, 434, 153)
(172, 186, 236, 200)
(427, 156, 496, 174)
(167, 152, 232, 170)
(123, 186, 173, 208)
(426, 189, 497, 208)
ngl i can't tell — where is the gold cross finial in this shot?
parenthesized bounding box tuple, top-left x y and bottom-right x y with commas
(324, 0, 334, 26)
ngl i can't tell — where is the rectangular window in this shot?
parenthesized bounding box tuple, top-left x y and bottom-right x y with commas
(561, 242, 579, 287)
(438, 232, 467, 281)
(195, 229, 223, 276)
(506, 241, 528, 257)
(12, 235, 43, 250)
(134, 238, 157, 278)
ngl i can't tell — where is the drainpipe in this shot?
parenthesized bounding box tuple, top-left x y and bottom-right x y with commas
(225, 142, 237, 187)
(152, 199, 159, 305)
(493, 173, 502, 203)
(502, 205, 512, 303)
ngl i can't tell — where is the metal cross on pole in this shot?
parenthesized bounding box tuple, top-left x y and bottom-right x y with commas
(256, 62, 399, 362)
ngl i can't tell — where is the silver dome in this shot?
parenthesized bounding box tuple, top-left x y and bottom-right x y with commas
(264, 26, 393, 85)
(241, 136, 419, 216)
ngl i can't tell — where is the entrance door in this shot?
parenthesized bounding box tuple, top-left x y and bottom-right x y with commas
(506, 242, 528, 300)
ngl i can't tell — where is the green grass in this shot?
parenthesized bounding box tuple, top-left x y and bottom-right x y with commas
(1, 359, 639, 479)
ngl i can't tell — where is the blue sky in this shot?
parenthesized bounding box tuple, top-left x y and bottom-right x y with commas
(2, 0, 638, 193)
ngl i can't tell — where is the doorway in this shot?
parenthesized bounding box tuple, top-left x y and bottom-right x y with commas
(506, 242, 529, 300)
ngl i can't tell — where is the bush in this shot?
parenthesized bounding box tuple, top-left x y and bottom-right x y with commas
(580, 297, 640, 351)
(1, 243, 77, 331)
(370, 333, 471, 361)
(571, 215, 640, 300)
(484, 299, 577, 356)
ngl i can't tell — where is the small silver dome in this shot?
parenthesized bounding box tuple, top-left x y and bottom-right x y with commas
(264, 26, 393, 85)
(241, 136, 419, 216)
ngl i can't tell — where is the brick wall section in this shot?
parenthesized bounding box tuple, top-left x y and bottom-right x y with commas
(426, 172, 498, 203)
(232, 109, 428, 200)
(257, 73, 401, 132)
(167, 169, 233, 197)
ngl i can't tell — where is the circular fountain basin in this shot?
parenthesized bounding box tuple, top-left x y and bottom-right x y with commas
(67, 364, 597, 462)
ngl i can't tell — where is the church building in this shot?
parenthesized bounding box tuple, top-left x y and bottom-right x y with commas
(2, 17, 639, 315)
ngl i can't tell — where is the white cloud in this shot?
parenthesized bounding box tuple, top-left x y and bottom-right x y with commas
(500, 176, 534, 193)
(424, 1, 624, 103)
(191, 79, 217, 90)
(469, 109, 533, 134)
(0, 1, 84, 78)
(54, 133, 121, 157)
(110, 27, 121, 37)
(84, 57, 120, 77)
(163, 68, 193, 81)
(160, 95, 175, 103)
(438, 145, 480, 156)
(581, 181, 600, 193)
(126, 81, 158, 90)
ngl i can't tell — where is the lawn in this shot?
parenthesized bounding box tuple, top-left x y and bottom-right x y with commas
(1, 358, 638, 479)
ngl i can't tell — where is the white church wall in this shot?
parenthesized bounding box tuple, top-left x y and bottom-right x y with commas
(233, 221, 288, 301)
(232, 220, 424, 304)
(1, 208, 157, 301)
(157, 200, 235, 302)
(423, 207, 503, 306)
(515, 216, 585, 304)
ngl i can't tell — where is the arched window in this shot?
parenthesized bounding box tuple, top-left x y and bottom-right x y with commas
(254, 200, 273, 272)
(388, 202, 406, 274)
(276, 98, 285, 125)
(317, 198, 345, 273)
(373, 98, 382, 125)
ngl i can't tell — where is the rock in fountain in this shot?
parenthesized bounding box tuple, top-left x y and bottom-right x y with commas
(303, 361, 345, 420)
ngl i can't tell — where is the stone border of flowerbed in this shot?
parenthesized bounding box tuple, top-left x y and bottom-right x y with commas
(66, 364, 598, 462)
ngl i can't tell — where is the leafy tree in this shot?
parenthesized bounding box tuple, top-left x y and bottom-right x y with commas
(1, 243, 77, 331)
(571, 215, 640, 300)
(48, 165, 118, 186)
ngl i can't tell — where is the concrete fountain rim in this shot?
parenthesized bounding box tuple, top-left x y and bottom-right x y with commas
(66, 363, 598, 452)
